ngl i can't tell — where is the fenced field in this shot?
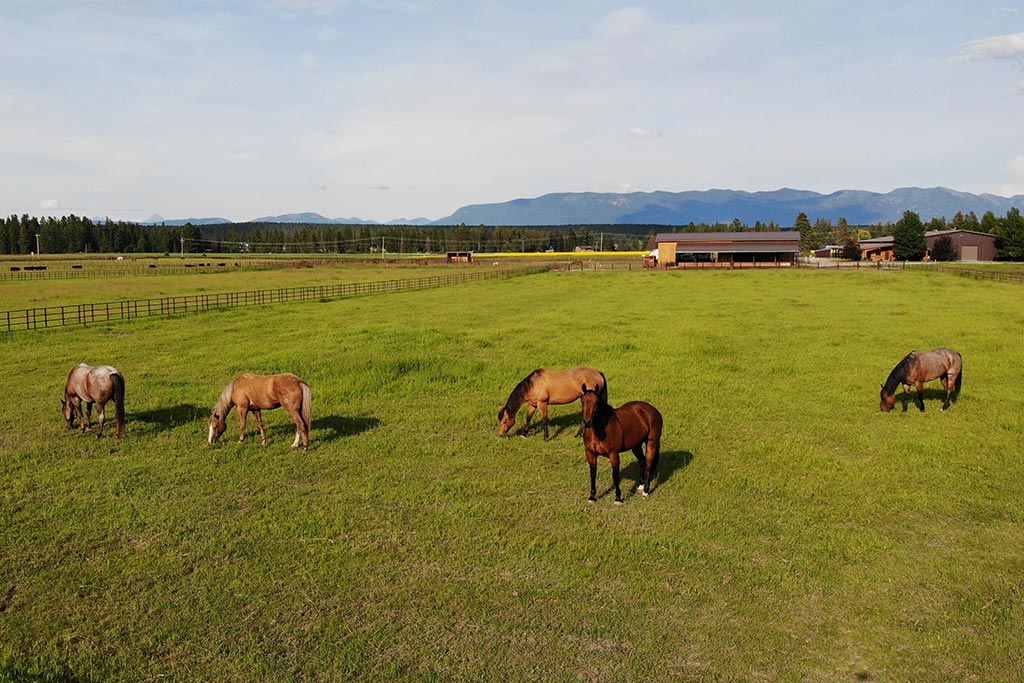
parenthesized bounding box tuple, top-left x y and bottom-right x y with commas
(1, 265, 1022, 682)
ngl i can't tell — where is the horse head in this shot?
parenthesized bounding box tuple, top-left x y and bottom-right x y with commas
(497, 406, 515, 436)
(879, 384, 897, 412)
(208, 412, 227, 443)
(580, 383, 602, 428)
(60, 397, 75, 428)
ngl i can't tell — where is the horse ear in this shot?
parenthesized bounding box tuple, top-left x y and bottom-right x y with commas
(581, 383, 588, 392)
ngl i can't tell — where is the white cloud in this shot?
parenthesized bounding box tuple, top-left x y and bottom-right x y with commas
(39, 198, 59, 209)
(956, 32, 1024, 61)
(299, 51, 319, 68)
(628, 127, 663, 138)
(316, 28, 339, 42)
(370, 185, 391, 191)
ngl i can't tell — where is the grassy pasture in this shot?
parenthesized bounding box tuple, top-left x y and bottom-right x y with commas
(1, 267, 1022, 682)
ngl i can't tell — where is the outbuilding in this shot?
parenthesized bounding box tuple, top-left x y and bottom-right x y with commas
(859, 229, 997, 262)
(655, 231, 801, 268)
(925, 229, 996, 262)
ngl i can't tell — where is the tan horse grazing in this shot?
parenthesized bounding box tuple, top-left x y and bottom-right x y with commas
(62, 363, 126, 438)
(498, 366, 607, 439)
(580, 383, 663, 504)
(208, 373, 312, 452)
(880, 348, 963, 412)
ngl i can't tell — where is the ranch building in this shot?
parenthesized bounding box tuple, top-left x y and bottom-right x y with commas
(859, 229, 996, 262)
(655, 231, 801, 268)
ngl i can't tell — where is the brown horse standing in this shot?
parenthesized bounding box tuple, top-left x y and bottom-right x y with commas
(580, 383, 663, 503)
(880, 348, 963, 412)
(62, 363, 126, 438)
(498, 366, 607, 439)
(208, 372, 312, 452)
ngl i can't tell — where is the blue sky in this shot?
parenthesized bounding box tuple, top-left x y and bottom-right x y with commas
(2, 0, 1024, 222)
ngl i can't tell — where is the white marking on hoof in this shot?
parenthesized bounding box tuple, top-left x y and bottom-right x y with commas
(614, 500, 623, 505)
(641, 490, 650, 498)
(636, 484, 645, 494)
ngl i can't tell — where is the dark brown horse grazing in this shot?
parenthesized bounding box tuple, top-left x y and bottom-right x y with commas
(498, 366, 607, 439)
(208, 372, 312, 452)
(880, 348, 963, 412)
(580, 383, 663, 504)
(61, 363, 126, 438)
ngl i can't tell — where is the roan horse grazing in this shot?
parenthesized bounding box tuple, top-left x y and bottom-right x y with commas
(498, 366, 607, 440)
(580, 383, 663, 504)
(880, 348, 963, 412)
(208, 372, 312, 452)
(62, 363, 126, 438)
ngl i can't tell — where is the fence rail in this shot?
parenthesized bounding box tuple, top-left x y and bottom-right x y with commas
(2, 266, 549, 333)
(907, 264, 1024, 284)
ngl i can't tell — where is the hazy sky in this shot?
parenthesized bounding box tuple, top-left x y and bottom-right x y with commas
(3, 1, 1024, 222)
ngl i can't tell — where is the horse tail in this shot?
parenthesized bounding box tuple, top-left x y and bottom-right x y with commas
(599, 371, 608, 403)
(112, 371, 126, 436)
(954, 357, 963, 400)
(300, 381, 312, 431)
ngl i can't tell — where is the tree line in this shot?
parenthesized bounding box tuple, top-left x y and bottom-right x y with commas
(0, 214, 202, 256)
(2, 209, 1023, 259)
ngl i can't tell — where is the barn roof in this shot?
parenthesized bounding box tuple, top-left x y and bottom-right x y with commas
(655, 231, 801, 254)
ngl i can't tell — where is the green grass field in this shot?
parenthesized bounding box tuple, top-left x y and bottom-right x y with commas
(1, 267, 1022, 682)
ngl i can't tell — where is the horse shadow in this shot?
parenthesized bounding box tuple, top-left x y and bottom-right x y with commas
(311, 415, 381, 443)
(541, 413, 586, 438)
(132, 404, 208, 432)
(890, 386, 962, 409)
(605, 449, 694, 501)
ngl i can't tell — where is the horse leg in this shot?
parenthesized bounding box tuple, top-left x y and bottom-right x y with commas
(287, 407, 305, 451)
(252, 410, 267, 446)
(901, 384, 910, 412)
(83, 402, 93, 432)
(610, 452, 622, 504)
(586, 450, 598, 502)
(539, 401, 550, 440)
(237, 405, 249, 442)
(523, 404, 536, 436)
(941, 375, 952, 410)
(95, 401, 106, 438)
(915, 381, 926, 412)
(633, 445, 649, 496)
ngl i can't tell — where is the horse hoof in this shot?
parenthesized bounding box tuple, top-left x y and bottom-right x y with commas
(614, 499, 623, 505)
(588, 496, 596, 503)
(641, 491, 650, 498)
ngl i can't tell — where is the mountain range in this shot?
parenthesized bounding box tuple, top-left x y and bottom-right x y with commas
(145, 187, 1024, 227)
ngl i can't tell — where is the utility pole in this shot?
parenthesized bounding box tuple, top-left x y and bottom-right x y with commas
(381, 236, 385, 260)
(180, 236, 184, 258)
(35, 233, 40, 255)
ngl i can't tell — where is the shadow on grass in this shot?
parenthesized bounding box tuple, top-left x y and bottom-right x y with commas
(0, 661, 100, 683)
(311, 415, 382, 442)
(885, 386, 963, 411)
(594, 449, 694, 502)
(515, 413, 584, 439)
(132, 403, 207, 432)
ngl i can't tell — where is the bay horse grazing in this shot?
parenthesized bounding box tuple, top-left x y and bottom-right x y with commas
(580, 383, 663, 504)
(61, 363, 126, 438)
(208, 372, 312, 452)
(880, 348, 963, 412)
(498, 366, 607, 439)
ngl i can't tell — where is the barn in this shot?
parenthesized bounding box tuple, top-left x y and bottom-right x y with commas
(655, 231, 801, 267)
(925, 229, 996, 261)
(859, 229, 997, 262)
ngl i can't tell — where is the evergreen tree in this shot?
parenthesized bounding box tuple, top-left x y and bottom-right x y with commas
(841, 237, 861, 261)
(995, 207, 1024, 260)
(795, 212, 817, 252)
(930, 234, 957, 261)
(892, 210, 927, 261)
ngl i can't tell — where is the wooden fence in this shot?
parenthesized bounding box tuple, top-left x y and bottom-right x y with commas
(906, 264, 1024, 284)
(2, 266, 549, 333)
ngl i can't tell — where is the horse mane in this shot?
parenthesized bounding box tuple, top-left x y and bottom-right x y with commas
(883, 353, 914, 394)
(212, 382, 235, 419)
(502, 369, 540, 415)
